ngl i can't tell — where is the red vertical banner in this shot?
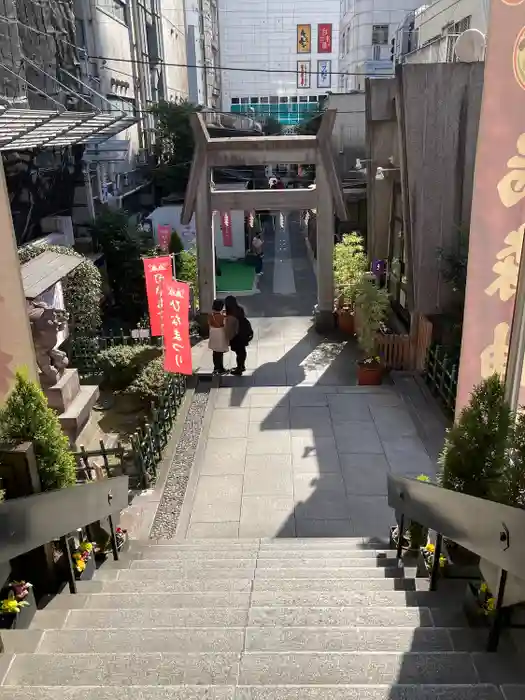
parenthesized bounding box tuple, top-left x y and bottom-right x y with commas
(163, 278, 192, 375)
(143, 256, 172, 336)
(157, 225, 171, 251)
(318, 24, 332, 53)
(221, 212, 233, 247)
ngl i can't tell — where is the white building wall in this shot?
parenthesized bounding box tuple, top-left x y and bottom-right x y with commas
(219, 0, 340, 111)
(404, 0, 489, 64)
(339, 0, 422, 91)
(161, 0, 189, 102)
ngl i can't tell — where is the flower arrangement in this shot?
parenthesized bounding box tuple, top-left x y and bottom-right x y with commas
(0, 581, 32, 615)
(477, 581, 496, 616)
(72, 541, 94, 574)
(421, 542, 447, 572)
(115, 527, 128, 550)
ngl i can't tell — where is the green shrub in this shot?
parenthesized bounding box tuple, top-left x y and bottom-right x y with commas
(0, 371, 76, 491)
(354, 277, 390, 360)
(95, 345, 161, 391)
(439, 374, 511, 500)
(177, 248, 198, 295)
(168, 230, 184, 256)
(333, 233, 368, 307)
(127, 357, 170, 404)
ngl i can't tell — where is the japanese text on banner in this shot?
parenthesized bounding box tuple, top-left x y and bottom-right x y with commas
(143, 256, 172, 337)
(162, 279, 192, 375)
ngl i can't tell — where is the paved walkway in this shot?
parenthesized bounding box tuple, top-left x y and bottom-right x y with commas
(180, 215, 439, 540)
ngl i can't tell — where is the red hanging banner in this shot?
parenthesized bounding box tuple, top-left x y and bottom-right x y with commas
(157, 225, 171, 251)
(318, 24, 332, 53)
(221, 212, 233, 247)
(162, 278, 192, 375)
(143, 256, 172, 336)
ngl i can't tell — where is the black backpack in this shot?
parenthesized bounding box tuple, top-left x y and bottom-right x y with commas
(238, 315, 254, 345)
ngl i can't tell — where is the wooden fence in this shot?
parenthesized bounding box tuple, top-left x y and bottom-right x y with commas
(375, 313, 433, 371)
(424, 344, 459, 416)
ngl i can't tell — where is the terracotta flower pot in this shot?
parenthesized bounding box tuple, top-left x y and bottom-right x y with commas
(357, 361, 384, 386)
(337, 309, 355, 335)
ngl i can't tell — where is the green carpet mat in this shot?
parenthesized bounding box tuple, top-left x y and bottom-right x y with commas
(216, 259, 255, 293)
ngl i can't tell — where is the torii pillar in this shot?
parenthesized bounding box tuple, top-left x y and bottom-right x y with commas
(181, 110, 346, 334)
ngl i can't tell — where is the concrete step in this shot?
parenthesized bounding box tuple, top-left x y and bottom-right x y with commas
(238, 651, 480, 685)
(247, 606, 435, 627)
(77, 576, 439, 594)
(46, 592, 252, 610)
(107, 556, 402, 569)
(98, 565, 415, 579)
(94, 568, 257, 581)
(254, 558, 401, 568)
(30, 626, 461, 654)
(3, 652, 239, 686)
(61, 608, 250, 629)
(0, 686, 512, 700)
(131, 547, 397, 560)
(47, 589, 461, 611)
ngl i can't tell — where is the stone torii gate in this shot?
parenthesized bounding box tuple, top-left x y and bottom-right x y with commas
(181, 110, 346, 332)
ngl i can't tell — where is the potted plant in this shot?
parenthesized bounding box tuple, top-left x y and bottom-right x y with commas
(72, 541, 96, 581)
(333, 233, 368, 334)
(439, 374, 510, 578)
(0, 581, 35, 629)
(354, 276, 390, 385)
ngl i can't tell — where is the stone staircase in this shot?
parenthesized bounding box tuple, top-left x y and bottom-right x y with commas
(1, 538, 524, 699)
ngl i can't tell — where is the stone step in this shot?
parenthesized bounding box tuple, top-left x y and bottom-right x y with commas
(48, 589, 461, 611)
(255, 558, 401, 568)
(61, 608, 250, 629)
(99, 566, 414, 580)
(28, 626, 465, 654)
(131, 547, 397, 560)
(238, 651, 480, 685)
(2, 652, 239, 686)
(77, 576, 439, 594)
(247, 606, 435, 627)
(119, 556, 402, 569)
(0, 685, 512, 700)
(47, 592, 252, 610)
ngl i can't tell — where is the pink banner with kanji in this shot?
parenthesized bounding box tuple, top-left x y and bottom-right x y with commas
(318, 24, 332, 53)
(162, 278, 192, 375)
(221, 212, 233, 247)
(143, 256, 172, 336)
(157, 225, 171, 251)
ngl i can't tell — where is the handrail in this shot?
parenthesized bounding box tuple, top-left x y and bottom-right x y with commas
(387, 473, 525, 652)
(0, 476, 129, 564)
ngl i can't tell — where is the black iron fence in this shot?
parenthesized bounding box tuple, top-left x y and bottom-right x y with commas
(387, 473, 525, 652)
(424, 344, 459, 416)
(70, 329, 162, 378)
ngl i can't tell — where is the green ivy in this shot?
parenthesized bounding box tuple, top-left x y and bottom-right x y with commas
(0, 371, 76, 491)
(18, 243, 102, 335)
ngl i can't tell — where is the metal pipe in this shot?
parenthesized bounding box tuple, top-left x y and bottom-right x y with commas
(486, 568, 508, 652)
(61, 535, 77, 595)
(429, 533, 442, 591)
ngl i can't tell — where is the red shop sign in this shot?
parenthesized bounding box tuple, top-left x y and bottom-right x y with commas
(162, 278, 192, 375)
(143, 256, 172, 336)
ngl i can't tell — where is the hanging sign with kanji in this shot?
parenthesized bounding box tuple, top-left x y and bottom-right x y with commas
(143, 256, 172, 337)
(221, 212, 233, 247)
(157, 225, 171, 251)
(162, 279, 192, 375)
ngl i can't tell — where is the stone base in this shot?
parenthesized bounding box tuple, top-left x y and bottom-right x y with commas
(43, 369, 80, 413)
(58, 384, 99, 447)
(314, 308, 335, 334)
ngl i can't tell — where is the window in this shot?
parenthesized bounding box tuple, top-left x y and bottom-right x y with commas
(231, 98, 240, 104)
(98, 0, 127, 24)
(308, 96, 318, 102)
(250, 97, 259, 103)
(289, 96, 298, 103)
(240, 97, 249, 104)
(299, 95, 308, 102)
(372, 24, 389, 45)
(260, 96, 269, 103)
(107, 95, 135, 114)
(446, 16, 472, 62)
(279, 96, 288, 103)
(372, 44, 381, 60)
(269, 95, 278, 103)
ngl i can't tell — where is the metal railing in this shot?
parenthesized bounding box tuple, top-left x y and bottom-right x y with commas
(424, 344, 459, 416)
(0, 476, 129, 595)
(387, 473, 525, 651)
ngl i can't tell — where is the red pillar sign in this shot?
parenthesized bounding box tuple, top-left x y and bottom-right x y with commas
(157, 225, 171, 251)
(456, 0, 525, 413)
(143, 256, 172, 336)
(162, 279, 192, 375)
(318, 24, 332, 53)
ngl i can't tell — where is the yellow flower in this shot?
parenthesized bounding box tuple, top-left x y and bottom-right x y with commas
(486, 597, 496, 612)
(439, 555, 447, 567)
(79, 542, 93, 553)
(1, 598, 20, 614)
(417, 474, 430, 482)
(480, 582, 488, 593)
(425, 543, 435, 553)
(75, 559, 86, 573)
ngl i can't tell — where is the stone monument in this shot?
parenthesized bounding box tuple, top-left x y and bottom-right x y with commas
(27, 300, 69, 385)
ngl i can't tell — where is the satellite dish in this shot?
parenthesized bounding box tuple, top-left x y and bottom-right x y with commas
(454, 29, 486, 63)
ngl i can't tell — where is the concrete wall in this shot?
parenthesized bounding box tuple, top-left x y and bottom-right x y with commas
(366, 62, 483, 316)
(219, 0, 340, 108)
(325, 92, 366, 178)
(161, 0, 189, 102)
(366, 78, 397, 262)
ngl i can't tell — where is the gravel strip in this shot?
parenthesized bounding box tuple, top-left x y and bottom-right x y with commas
(149, 386, 209, 539)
